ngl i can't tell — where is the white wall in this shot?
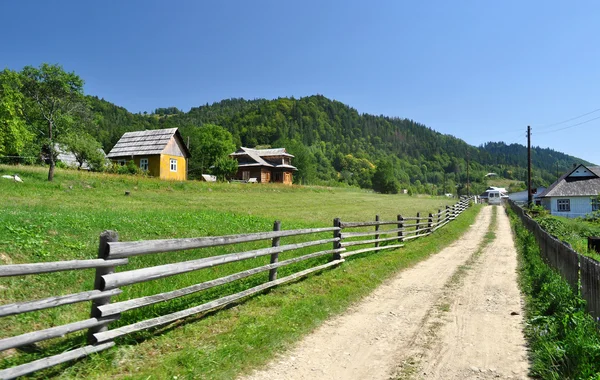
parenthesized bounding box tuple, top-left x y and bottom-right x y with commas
(568, 165, 595, 178)
(549, 196, 594, 218)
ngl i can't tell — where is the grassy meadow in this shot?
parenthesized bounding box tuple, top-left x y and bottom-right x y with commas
(486, 177, 525, 190)
(0, 165, 477, 379)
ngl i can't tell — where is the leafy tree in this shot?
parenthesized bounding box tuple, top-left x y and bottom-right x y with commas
(0, 69, 31, 156)
(20, 64, 88, 181)
(372, 159, 400, 194)
(181, 124, 235, 177)
(61, 133, 106, 171)
(154, 107, 182, 115)
(211, 156, 238, 181)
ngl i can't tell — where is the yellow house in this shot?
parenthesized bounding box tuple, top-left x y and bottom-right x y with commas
(107, 128, 190, 180)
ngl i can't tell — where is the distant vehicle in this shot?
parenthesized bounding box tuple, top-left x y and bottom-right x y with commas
(488, 190, 503, 205)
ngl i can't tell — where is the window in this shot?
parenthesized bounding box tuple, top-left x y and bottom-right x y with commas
(557, 199, 570, 212)
(592, 198, 599, 211)
(118, 160, 126, 166)
(170, 158, 177, 172)
(242, 171, 250, 180)
(140, 158, 148, 171)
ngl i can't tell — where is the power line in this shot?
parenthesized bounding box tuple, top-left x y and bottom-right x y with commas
(535, 107, 600, 130)
(537, 115, 600, 135)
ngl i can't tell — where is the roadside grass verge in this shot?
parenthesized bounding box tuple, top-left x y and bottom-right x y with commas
(507, 207, 600, 379)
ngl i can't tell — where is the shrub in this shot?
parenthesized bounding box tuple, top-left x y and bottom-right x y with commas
(211, 156, 238, 181)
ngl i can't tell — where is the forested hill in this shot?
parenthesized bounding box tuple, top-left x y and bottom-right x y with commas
(87, 95, 591, 193)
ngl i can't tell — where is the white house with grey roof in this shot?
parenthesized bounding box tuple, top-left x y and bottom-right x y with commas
(107, 128, 190, 181)
(229, 147, 297, 184)
(538, 164, 600, 218)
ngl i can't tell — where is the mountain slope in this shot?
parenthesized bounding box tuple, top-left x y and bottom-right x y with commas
(87, 95, 592, 193)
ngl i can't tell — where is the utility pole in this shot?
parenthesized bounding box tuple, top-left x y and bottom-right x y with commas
(466, 151, 470, 196)
(527, 125, 532, 207)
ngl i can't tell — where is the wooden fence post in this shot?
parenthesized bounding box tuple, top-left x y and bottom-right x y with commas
(88, 230, 119, 344)
(375, 215, 380, 248)
(428, 213, 433, 234)
(269, 220, 281, 281)
(397, 214, 404, 242)
(437, 209, 441, 227)
(333, 218, 342, 260)
(416, 212, 421, 235)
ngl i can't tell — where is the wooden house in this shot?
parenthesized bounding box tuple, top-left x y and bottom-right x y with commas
(229, 147, 297, 185)
(538, 164, 600, 218)
(107, 128, 190, 180)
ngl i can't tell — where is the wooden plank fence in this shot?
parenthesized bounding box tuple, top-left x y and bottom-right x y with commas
(507, 200, 600, 322)
(0, 197, 473, 379)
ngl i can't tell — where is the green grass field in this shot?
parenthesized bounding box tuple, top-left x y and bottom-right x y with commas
(486, 177, 524, 190)
(0, 165, 477, 379)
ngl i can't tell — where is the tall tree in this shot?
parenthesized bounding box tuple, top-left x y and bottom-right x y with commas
(0, 69, 31, 156)
(181, 124, 235, 177)
(20, 64, 87, 181)
(61, 132, 106, 170)
(210, 156, 238, 181)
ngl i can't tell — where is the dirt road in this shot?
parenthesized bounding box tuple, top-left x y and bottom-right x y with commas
(241, 206, 529, 380)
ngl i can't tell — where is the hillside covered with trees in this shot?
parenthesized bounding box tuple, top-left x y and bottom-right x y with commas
(1, 64, 592, 193)
(84, 95, 592, 194)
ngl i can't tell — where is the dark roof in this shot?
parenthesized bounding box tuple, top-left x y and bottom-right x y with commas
(539, 164, 600, 198)
(230, 147, 297, 170)
(107, 128, 190, 158)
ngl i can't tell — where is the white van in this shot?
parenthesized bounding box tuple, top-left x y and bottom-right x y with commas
(488, 190, 502, 205)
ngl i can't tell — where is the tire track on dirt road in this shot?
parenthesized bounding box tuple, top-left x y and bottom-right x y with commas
(240, 206, 493, 380)
(413, 207, 529, 380)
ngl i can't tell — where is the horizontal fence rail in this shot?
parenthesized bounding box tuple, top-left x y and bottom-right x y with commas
(0, 258, 129, 277)
(507, 200, 600, 321)
(107, 227, 340, 258)
(0, 197, 474, 378)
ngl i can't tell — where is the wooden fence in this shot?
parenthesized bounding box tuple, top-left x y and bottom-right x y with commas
(0, 197, 473, 379)
(507, 200, 600, 322)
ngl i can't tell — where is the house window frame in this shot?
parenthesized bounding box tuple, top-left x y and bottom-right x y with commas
(242, 171, 250, 181)
(118, 159, 126, 166)
(170, 158, 177, 172)
(140, 158, 149, 171)
(557, 199, 570, 212)
(592, 197, 599, 212)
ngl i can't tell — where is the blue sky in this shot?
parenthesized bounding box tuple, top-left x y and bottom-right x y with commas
(2, 1, 600, 164)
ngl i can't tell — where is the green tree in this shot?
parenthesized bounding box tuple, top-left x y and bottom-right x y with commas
(372, 159, 400, 194)
(20, 63, 87, 181)
(0, 69, 31, 156)
(61, 133, 106, 171)
(211, 156, 238, 182)
(182, 124, 235, 177)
